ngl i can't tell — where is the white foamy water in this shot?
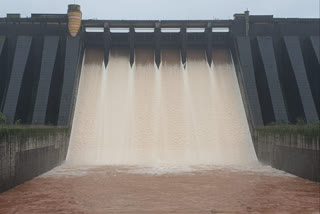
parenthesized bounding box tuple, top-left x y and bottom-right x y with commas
(67, 48, 257, 166)
(41, 164, 294, 178)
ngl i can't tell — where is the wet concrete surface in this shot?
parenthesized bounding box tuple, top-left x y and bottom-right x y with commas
(0, 165, 319, 214)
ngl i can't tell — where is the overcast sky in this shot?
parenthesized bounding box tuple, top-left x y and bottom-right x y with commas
(1, 0, 319, 20)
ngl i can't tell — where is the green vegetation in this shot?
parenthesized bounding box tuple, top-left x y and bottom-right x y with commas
(0, 112, 6, 124)
(0, 125, 70, 139)
(14, 119, 22, 125)
(0, 112, 70, 139)
(256, 120, 319, 138)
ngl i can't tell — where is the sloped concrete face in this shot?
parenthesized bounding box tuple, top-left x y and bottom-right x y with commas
(236, 37, 264, 127)
(283, 36, 319, 123)
(58, 36, 81, 126)
(2, 36, 32, 124)
(0, 36, 6, 108)
(306, 36, 320, 117)
(310, 36, 320, 63)
(0, 36, 5, 56)
(257, 37, 288, 123)
(32, 36, 60, 125)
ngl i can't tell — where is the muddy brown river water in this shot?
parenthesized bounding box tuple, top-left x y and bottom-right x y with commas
(0, 165, 319, 214)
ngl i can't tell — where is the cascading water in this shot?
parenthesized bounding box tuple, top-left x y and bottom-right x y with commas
(67, 47, 257, 166)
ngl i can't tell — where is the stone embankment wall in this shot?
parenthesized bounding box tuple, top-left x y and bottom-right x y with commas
(253, 126, 319, 182)
(0, 126, 70, 193)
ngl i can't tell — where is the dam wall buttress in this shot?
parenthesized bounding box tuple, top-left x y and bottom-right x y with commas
(3, 36, 32, 124)
(232, 15, 319, 126)
(0, 19, 82, 192)
(234, 36, 264, 128)
(256, 36, 288, 123)
(57, 36, 82, 126)
(32, 36, 60, 125)
(283, 36, 318, 123)
(231, 15, 320, 180)
(0, 18, 83, 125)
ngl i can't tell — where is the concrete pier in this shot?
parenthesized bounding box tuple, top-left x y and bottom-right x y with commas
(257, 37, 288, 123)
(283, 36, 319, 123)
(2, 36, 32, 124)
(236, 36, 264, 127)
(32, 36, 60, 125)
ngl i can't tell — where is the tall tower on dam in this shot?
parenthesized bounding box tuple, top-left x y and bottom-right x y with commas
(68, 4, 82, 37)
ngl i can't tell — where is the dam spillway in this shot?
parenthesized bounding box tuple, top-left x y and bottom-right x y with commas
(0, 10, 319, 196)
(67, 48, 257, 166)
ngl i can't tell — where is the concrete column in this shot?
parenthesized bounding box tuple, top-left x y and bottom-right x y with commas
(57, 36, 81, 126)
(284, 36, 319, 123)
(180, 25, 187, 68)
(0, 36, 5, 56)
(129, 26, 135, 67)
(0, 36, 6, 108)
(205, 22, 212, 67)
(257, 37, 288, 122)
(3, 36, 32, 124)
(310, 36, 320, 63)
(104, 23, 111, 68)
(309, 36, 320, 116)
(236, 36, 264, 127)
(154, 22, 161, 69)
(32, 36, 59, 125)
(245, 10, 250, 36)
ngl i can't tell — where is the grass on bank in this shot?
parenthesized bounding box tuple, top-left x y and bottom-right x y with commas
(256, 120, 319, 138)
(0, 112, 70, 138)
(0, 112, 319, 137)
(0, 125, 70, 139)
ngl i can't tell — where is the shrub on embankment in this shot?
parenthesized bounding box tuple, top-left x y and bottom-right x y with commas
(0, 112, 6, 124)
(256, 122, 320, 139)
(0, 125, 70, 139)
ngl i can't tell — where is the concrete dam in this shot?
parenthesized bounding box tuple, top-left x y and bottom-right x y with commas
(0, 6, 319, 199)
